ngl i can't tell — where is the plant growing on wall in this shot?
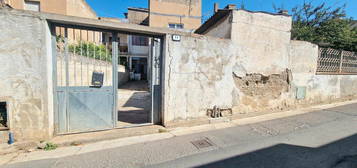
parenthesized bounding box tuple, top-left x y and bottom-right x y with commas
(69, 41, 112, 62)
(290, 2, 357, 52)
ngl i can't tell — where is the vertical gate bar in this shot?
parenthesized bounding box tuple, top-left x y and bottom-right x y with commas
(339, 50, 344, 73)
(73, 29, 77, 86)
(93, 31, 96, 73)
(59, 39, 62, 86)
(86, 30, 90, 86)
(105, 38, 109, 85)
(64, 27, 70, 132)
(99, 33, 104, 73)
(158, 36, 164, 124)
(59, 28, 63, 86)
(112, 32, 118, 128)
(80, 30, 83, 86)
(150, 38, 154, 123)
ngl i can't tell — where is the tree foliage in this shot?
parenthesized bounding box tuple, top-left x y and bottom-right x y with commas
(290, 1, 357, 52)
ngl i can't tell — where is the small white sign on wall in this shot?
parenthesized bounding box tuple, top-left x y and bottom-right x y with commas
(172, 35, 181, 42)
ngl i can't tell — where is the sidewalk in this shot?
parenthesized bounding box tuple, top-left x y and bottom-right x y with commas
(1, 99, 357, 166)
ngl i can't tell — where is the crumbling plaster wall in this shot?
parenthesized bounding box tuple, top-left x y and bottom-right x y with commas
(163, 17, 357, 124)
(163, 34, 297, 123)
(0, 9, 53, 141)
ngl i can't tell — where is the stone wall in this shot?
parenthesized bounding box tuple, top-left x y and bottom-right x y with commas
(0, 9, 52, 141)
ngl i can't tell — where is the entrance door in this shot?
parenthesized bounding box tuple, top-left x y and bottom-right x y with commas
(53, 26, 117, 134)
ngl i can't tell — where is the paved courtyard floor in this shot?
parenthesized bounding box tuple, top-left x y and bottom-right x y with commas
(117, 80, 151, 127)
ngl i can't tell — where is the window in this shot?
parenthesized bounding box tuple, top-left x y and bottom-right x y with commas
(168, 23, 184, 29)
(132, 35, 148, 46)
(24, 1, 40, 12)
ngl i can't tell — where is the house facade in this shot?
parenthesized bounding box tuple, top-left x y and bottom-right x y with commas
(121, 0, 202, 80)
(149, 0, 202, 31)
(3, 0, 96, 18)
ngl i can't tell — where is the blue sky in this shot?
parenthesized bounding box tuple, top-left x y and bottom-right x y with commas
(86, 0, 357, 20)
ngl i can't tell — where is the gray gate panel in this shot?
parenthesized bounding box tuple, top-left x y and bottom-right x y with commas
(53, 25, 117, 134)
(68, 90, 113, 133)
(56, 91, 66, 133)
(152, 85, 161, 124)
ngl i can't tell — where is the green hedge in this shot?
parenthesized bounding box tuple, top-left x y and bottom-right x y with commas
(69, 41, 112, 61)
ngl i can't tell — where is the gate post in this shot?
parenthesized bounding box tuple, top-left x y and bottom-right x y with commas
(112, 32, 118, 128)
(339, 50, 344, 73)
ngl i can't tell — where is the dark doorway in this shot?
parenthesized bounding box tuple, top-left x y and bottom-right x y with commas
(0, 102, 7, 129)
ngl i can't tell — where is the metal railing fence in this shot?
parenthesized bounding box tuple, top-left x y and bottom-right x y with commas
(317, 48, 357, 74)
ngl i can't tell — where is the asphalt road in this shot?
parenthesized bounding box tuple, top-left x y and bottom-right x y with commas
(3, 103, 357, 168)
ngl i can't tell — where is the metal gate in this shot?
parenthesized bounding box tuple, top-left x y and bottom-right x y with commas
(52, 25, 118, 134)
(151, 38, 162, 124)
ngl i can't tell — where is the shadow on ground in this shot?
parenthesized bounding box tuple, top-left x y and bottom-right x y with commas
(197, 134, 357, 168)
(118, 109, 150, 124)
(117, 80, 151, 126)
(118, 80, 149, 91)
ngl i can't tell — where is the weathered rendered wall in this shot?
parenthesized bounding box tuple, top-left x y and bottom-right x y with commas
(127, 9, 149, 25)
(231, 10, 292, 75)
(163, 36, 357, 125)
(289, 40, 357, 103)
(203, 12, 232, 39)
(163, 35, 239, 123)
(163, 34, 293, 124)
(0, 9, 52, 141)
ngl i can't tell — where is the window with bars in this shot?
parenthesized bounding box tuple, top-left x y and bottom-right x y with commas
(131, 35, 148, 46)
